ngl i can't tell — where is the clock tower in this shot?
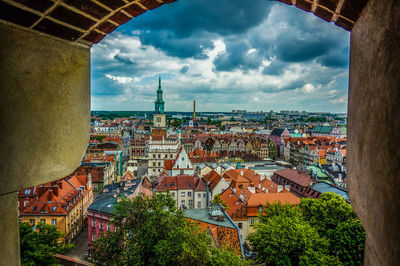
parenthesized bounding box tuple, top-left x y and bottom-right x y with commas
(152, 76, 166, 140)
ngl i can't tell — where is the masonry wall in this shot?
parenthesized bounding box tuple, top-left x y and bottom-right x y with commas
(0, 24, 90, 265)
(348, 0, 400, 264)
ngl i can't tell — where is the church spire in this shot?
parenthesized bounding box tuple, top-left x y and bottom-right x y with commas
(155, 76, 165, 114)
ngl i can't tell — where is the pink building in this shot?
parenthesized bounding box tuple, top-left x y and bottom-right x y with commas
(87, 177, 153, 255)
(269, 128, 290, 148)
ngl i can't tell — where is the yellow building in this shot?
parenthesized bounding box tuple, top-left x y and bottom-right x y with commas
(19, 171, 93, 243)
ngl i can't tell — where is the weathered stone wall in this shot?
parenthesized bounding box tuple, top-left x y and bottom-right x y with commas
(348, 0, 400, 264)
(0, 24, 90, 265)
(0, 193, 20, 265)
(0, 25, 90, 196)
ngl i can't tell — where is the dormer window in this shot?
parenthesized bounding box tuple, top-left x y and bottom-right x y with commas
(53, 206, 57, 211)
(25, 189, 30, 194)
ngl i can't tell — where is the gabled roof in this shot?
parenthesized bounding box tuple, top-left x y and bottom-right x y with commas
(270, 128, 285, 137)
(20, 173, 90, 216)
(156, 175, 207, 192)
(88, 179, 142, 215)
(121, 171, 135, 181)
(220, 188, 246, 217)
(203, 170, 223, 191)
(274, 168, 312, 187)
(246, 192, 300, 207)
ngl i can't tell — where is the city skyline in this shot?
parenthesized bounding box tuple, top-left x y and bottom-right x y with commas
(91, 0, 350, 113)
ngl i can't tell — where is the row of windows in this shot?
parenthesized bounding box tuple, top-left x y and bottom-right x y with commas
(180, 200, 202, 208)
(91, 219, 111, 231)
(29, 218, 57, 226)
(152, 154, 174, 159)
(180, 192, 206, 198)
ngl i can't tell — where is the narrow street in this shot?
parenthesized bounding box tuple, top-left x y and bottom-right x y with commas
(66, 226, 88, 261)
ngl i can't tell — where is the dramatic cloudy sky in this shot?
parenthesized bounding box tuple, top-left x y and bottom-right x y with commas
(91, 0, 350, 113)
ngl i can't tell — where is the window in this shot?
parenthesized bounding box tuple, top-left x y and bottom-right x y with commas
(250, 218, 255, 226)
(197, 201, 201, 208)
(158, 162, 161, 166)
(52, 206, 57, 211)
(40, 219, 45, 224)
(238, 223, 243, 229)
(258, 206, 263, 212)
(158, 154, 160, 158)
(107, 224, 111, 231)
(198, 193, 201, 198)
(171, 192, 175, 197)
(25, 189, 30, 194)
(29, 219, 35, 225)
(188, 192, 192, 197)
(92, 219, 96, 228)
(181, 157, 184, 161)
(181, 192, 185, 197)
(92, 234, 96, 241)
(189, 200, 193, 208)
(181, 200, 185, 207)
(33, 206, 37, 211)
(203, 193, 206, 198)
(99, 222, 103, 230)
(52, 219, 57, 226)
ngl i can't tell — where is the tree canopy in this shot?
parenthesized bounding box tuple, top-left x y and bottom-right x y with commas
(248, 193, 365, 266)
(19, 222, 74, 266)
(91, 193, 246, 266)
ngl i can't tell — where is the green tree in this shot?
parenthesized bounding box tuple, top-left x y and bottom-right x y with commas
(248, 193, 365, 266)
(210, 248, 248, 266)
(211, 194, 228, 210)
(20, 222, 74, 266)
(331, 220, 365, 266)
(299, 193, 357, 238)
(91, 193, 245, 266)
(248, 215, 340, 266)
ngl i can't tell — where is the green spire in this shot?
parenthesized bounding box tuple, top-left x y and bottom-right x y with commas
(155, 76, 165, 114)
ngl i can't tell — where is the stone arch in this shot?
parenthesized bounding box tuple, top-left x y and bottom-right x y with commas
(0, 0, 367, 48)
(0, 1, 399, 266)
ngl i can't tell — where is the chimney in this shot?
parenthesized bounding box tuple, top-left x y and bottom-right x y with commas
(193, 100, 196, 120)
(48, 189, 53, 201)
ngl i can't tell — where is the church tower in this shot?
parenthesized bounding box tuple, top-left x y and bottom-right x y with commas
(152, 76, 167, 140)
(155, 76, 165, 114)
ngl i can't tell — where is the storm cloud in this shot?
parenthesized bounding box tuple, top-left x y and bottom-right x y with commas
(91, 0, 350, 113)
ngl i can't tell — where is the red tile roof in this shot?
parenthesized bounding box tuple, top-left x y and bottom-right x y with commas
(246, 192, 300, 207)
(203, 170, 223, 191)
(156, 175, 207, 192)
(274, 168, 312, 187)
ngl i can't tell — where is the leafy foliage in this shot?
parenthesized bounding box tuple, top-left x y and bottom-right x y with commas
(169, 118, 184, 128)
(91, 193, 245, 265)
(211, 194, 229, 210)
(248, 193, 365, 266)
(20, 222, 74, 266)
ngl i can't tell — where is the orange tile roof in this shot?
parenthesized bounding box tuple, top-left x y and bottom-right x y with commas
(246, 192, 300, 208)
(220, 188, 246, 217)
(203, 170, 223, 191)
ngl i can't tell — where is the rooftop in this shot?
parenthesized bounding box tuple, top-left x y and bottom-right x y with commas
(184, 204, 236, 229)
(311, 182, 349, 201)
(88, 179, 141, 215)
